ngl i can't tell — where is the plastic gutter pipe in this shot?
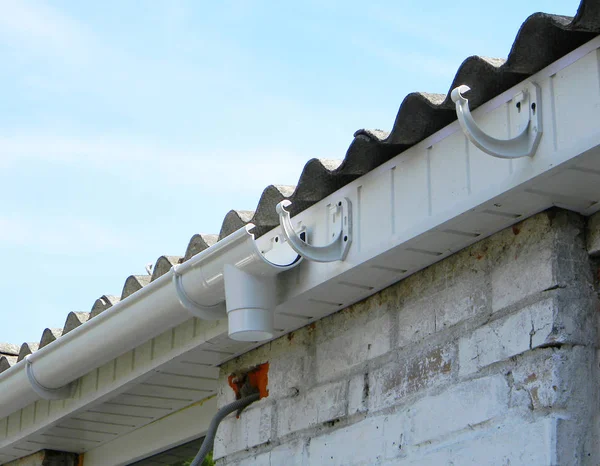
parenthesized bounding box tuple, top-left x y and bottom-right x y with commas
(0, 225, 301, 420)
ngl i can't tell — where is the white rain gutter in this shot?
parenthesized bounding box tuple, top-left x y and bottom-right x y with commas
(0, 225, 301, 420)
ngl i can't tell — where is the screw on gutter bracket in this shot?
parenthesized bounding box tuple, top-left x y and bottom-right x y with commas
(276, 198, 352, 262)
(451, 82, 543, 159)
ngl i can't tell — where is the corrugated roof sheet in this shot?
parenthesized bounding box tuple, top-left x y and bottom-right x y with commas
(0, 0, 598, 374)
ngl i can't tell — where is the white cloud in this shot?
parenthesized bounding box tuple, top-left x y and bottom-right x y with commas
(0, 2, 92, 62)
(347, 33, 458, 83)
(0, 215, 136, 253)
(361, 6, 477, 52)
(0, 131, 311, 191)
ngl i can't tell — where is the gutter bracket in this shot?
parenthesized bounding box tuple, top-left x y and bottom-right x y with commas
(25, 355, 76, 400)
(276, 198, 352, 262)
(172, 265, 226, 320)
(451, 82, 542, 159)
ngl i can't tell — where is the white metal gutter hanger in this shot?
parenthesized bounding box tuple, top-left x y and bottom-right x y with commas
(276, 198, 352, 262)
(451, 83, 543, 159)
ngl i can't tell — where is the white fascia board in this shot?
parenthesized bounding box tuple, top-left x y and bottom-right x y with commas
(82, 397, 216, 466)
(266, 36, 600, 319)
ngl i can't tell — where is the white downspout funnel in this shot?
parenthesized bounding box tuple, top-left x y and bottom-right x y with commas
(224, 264, 277, 341)
(0, 224, 301, 419)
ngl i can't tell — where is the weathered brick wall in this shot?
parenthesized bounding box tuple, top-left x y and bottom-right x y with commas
(214, 209, 600, 466)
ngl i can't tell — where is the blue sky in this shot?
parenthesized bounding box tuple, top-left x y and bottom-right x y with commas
(0, 0, 580, 344)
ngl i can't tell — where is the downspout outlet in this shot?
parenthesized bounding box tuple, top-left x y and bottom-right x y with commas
(224, 264, 277, 342)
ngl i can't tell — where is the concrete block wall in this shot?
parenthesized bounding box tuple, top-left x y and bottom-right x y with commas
(589, 212, 600, 257)
(214, 209, 600, 466)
